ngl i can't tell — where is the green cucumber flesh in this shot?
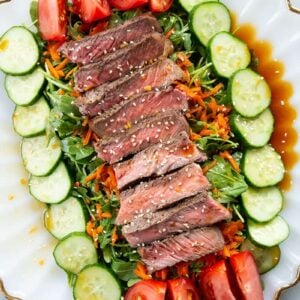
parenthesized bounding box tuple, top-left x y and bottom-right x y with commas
(231, 109, 274, 148)
(190, 2, 231, 46)
(209, 32, 251, 78)
(0, 26, 39, 75)
(179, 0, 219, 12)
(5, 67, 45, 106)
(248, 216, 289, 247)
(242, 186, 283, 222)
(241, 239, 281, 274)
(29, 162, 71, 204)
(74, 264, 121, 300)
(54, 233, 98, 274)
(242, 145, 285, 187)
(44, 197, 86, 240)
(22, 134, 62, 176)
(229, 68, 271, 117)
(13, 96, 50, 137)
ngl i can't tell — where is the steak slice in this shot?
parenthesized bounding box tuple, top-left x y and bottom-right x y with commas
(74, 33, 173, 92)
(138, 227, 225, 273)
(59, 14, 162, 65)
(116, 163, 210, 225)
(123, 195, 231, 247)
(90, 87, 188, 137)
(94, 111, 190, 164)
(76, 59, 185, 117)
(113, 132, 206, 190)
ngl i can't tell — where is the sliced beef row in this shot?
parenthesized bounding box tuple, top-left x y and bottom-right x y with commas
(59, 14, 162, 65)
(90, 87, 188, 138)
(138, 226, 225, 273)
(123, 195, 231, 247)
(76, 58, 185, 117)
(74, 33, 173, 92)
(94, 110, 190, 164)
(116, 163, 210, 225)
(113, 132, 206, 190)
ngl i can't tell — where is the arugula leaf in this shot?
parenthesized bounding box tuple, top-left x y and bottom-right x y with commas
(195, 135, 238, 154)
(30, 0, 38, 24)
(206, 156, 248, 203)
(47, 92, 81, 116)
(111, 258, 138, 281)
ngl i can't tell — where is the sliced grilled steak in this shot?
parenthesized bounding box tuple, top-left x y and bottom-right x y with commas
(91, 87, 188, 137)
(138, 227, 225, 273)
(59, 14, 162, 65)
(116, 163, 210, 225)
(94, 111, 190, 164)
(113, 132, 206, 189)
(74, 33, 173, 92)
(76, 59, 185, 117)
(123, 195, 231, 247)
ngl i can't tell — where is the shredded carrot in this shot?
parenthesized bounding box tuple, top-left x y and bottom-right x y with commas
(221, 220, 244, 242)
(199, 129, 215, 136)
(96, 225, 104, 234)
(202, 82, 224, 98)
(177, 52, 193, 68)
(86, 220, 95, 237)
(45, 59, 60, 79)
(83, 127, 93, 146)
(219, 150, 240, 173)
(82, 117, 89, 127)
(202, 160, 217, 175)
(70, 89, 80, 97)
(57, 89, 65, 95)
(90, 21, 109, 35)
(165, 28, 175, 39)
(84, 170, 98, 183)
(111, 225, 118, 246)
(48, 43, 61, 61)
(94, 182, 100, 193)
(65, 66, 78, 79)
(55, 57, 69, 71)
(57, 70, 65, 77)
(176, 262, 189, 277)
(95, 203, 102, 220)
(190, 131, 201, 142)
(134, 262, 152, 280)
(101, 212, 112, 219)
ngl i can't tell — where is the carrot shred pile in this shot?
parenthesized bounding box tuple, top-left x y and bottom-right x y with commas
(220, 221, 245, 257)
(134, 262, 152, 280)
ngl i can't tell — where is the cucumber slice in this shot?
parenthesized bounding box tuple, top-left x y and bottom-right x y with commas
(44, 197, 87, 240)
(54, 233, 98, 274)
(12, 96, 50, 137)
(5, 68, 45, 106)
(248, 216, 289, 247)
(29, 162, 71, 204)
(229, 68, 271, 117)
(180, 0, 219, 12)
(242, 145, 285, 187)
(0, 26, 39, 75)
(22, 134, 62, 176)
(74, 264, 121, 300)
(190, 2, 231, 46)
(242, 186, 283, 222)
(241, 239, 281, 274)
(208, 32, 251, 78)
(230, 109, 274, 148)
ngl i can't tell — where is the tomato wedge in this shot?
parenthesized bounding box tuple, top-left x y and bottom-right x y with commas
(199, 260, 236, 300)
(38, 0, 67, 42)
(168, 278, 201, 300)
(73, 0, 111, 24)
(149, 0, 173, 12)
(229, 251, 264, 300)
(109, 0, 148, 10)
(125, 279, 167, 300)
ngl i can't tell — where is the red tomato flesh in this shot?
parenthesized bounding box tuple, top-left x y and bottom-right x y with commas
(168, 278, 201, 300)
(199, 260, 237, 300)
(109, 0, 148, 10)
(149, 0, 173, 12)
(229, 251, 264, 300)
(125, 279, 167, 300)
(74, 0, 111, 24)
(38, 0, 67, 42)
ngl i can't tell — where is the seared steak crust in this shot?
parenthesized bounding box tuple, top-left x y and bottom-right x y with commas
(74, 33, 173, 92)
(138, 227, 225, 273)
(59, 14, 162, 65)
(76, 59, 185, 117)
